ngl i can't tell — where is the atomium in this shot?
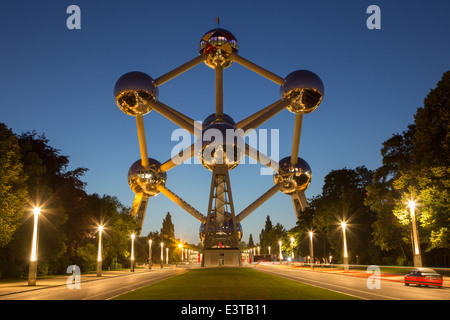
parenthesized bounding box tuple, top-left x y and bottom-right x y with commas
(113, 25, 324, 266)
(114, 71, 158, 116)
(128, 158, 166, 197)
(199, 28, 239, 69)
(273, 156, 312, 195)
(280, 70, 324, 114)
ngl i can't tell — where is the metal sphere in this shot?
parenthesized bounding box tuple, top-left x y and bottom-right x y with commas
(199, 28, 239, 69)
(199, 213, 242, 245)
(203, 113, 236, 127)
(127, 158, 166, 197)
(114, 71, 158, 116)
(280, 70, 324, 114)
(273, 156, 312, 194)
(197, 121, 244, 171)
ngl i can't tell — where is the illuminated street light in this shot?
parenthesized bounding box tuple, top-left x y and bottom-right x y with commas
(341, 222, 349, 272)
(279, 240, 282, 263)
(290, 237, 295, 260)
(179, 243, 183, 262)
(257, 246, 260, 255)
(131, 233, 136, 272)
(408, 200, 423, 267)
(166, 247, 169, 265)
(309, 231, 314, 268)
(28, 207, 41, 286)
(160, 242, 164, 268)
(149, 239, 153, 267)
(97, 226, 103, 277)
(268, 246, 271, 255)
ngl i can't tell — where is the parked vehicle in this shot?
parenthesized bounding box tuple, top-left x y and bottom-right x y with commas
(404, 268, 443, 288)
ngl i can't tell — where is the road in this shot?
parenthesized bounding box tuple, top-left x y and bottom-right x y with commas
(0, 267, 187, 300)
(255, 264, 450, 300)
(1, 264, 449, 300)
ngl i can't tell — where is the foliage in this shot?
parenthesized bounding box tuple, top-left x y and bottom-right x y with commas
(0, 123, 28, 247)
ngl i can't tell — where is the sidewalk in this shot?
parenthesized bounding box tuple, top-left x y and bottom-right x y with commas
(0, 267, 159, 297)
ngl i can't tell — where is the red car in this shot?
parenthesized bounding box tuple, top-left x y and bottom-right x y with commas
(404, 268, 443, 288)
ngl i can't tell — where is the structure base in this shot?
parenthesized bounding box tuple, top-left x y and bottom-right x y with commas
(202, 248, 242, 267)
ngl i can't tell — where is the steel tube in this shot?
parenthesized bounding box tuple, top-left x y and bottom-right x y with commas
(232, 53, 284, 85)
(154, 55, 206, 86)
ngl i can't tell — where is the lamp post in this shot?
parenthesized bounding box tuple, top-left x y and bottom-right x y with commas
(309, 231, 314, 268)
(160, 242, 164, 268)
(290, 237, 295, 261)
(268, 246, 271, 255)
(97, 226, 103, 277)
(279, 240, 282, 264)
(408, 200, 423, 267)
(179, 243, 183, 263)
(28, 207, 41, 286)
(166, 247, 169, 265)
(130, 233, 136, 272)
(341, 222, 349, 272)
(148, 239, 152, 270)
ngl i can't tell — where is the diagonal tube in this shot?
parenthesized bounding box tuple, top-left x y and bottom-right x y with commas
(157, 185, 206, 223)
(239, 99, 290, 134)
(160, 142, 196, 172)
(154, 55, 206, 86)
(231, 53, 285, 85)
(236, 183, 282, 222)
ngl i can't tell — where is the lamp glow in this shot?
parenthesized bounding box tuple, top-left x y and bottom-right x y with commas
(30, 207, 41, 261)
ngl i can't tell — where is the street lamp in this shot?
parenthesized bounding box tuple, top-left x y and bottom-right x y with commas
(97, 225, 103, 277)
(279, 240, 282, 264)
(148, 239, 152, 270)
(290, 237, 295, 261)
(166, 247, 169, 265)
(341, 222, 349, 272)
(179, 243, 183, 263)
(28, 207, 41, 286)
(268, 246, 271, 255)
(309, 231, 314, 268)
(130, 233, 136, 272)
(408, 200, 423, 267)
(160, 242, 164, 268)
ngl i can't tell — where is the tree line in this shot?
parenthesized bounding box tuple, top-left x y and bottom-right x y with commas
(0, 127, 198, 279)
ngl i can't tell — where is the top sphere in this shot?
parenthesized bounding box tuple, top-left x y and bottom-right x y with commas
(114, 71, 158, 116)
(199, 28, 239, 69)
(280, 70, 324, 114)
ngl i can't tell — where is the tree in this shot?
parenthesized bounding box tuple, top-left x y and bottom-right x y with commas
(0, 123, 28, 247)
(314, 167, 379, 264)
(160, 212, 175, 240)
(367, 71, 450, 266)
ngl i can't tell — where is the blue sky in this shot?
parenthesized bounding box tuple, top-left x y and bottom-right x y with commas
(1, 1, 449, 244)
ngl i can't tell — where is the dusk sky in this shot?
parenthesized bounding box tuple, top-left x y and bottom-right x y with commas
(1, 1, 449, 244)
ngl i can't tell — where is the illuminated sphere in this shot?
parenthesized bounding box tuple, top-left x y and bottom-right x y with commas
(280, 70, 324, 114)
(197, 119, 244, 171)
(199, 212, 243, 246)
(273, 156, 312, 194)
(203, 113, 236, 127)
(199, 28, 239, 69)
(114, 71, 158, 116)
(127, 158, 166, 197)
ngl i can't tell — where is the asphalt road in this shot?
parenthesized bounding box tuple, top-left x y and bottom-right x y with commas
(255, 264, 450, 300)
(0, 267, 187, 300)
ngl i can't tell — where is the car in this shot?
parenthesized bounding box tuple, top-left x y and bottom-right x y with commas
(404, 268, 443, 288)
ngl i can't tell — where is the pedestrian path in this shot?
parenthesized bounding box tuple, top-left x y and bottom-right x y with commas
(0, 267, 168, 297)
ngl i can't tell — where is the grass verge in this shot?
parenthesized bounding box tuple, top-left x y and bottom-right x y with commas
(113, 267, 360, 300)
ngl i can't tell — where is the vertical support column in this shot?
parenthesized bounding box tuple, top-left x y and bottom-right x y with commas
(215, 67, 223, 119)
